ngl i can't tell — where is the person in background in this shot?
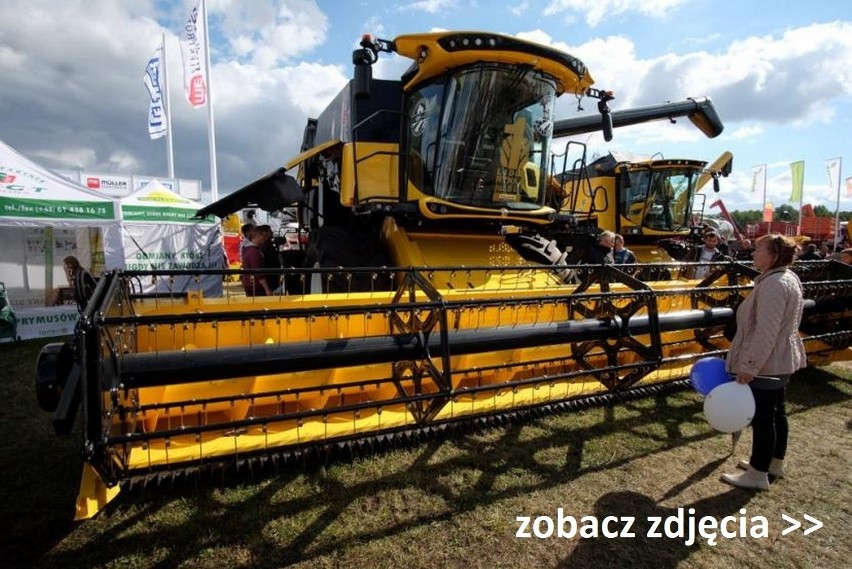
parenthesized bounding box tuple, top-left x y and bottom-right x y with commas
(797, 243, 821, 261)
(728, 238, 754, 261)
(691, 230, 726, 279)
(257, 224, 281, 292)
(582, 230, 615, 265)
(240, 229, 272, 296)
(612, 234, 637, 265)
(840, 247, 852, 265)
(721, 234, 806, 490)
(48, 256, 95, 306)
(63, 256, 83, 283)
(239, 223, 254, 263)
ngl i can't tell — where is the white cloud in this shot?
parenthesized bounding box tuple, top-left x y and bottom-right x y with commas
(396, 0, 457, 14)
(214, 0, 329, 66)
(31, 148, 98, 171)
(544, 0, 688, 27)
(531, 21, 852, 130)
(509, 2, 529, 16)
(728, 125, 764, 140)
(278, 62, 350, 115)
(106, 150, 142, 172)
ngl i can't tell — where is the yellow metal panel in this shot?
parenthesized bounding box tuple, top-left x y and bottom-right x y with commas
(340, 142, 400, 204)
(393, 32, 594, 95)
(75, 465, 121, 521)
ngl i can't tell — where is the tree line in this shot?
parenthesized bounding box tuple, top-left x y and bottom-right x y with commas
(728, 205, 851, 228)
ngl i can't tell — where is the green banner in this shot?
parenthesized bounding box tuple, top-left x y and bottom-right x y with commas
(789, 161, 805, 203)
(0, 197, 115, 220)
(122, 205, 213, 224)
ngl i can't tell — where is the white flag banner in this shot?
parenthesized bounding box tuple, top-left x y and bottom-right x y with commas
(750, 164, 766, 193)
(825, 158, 841, 197)
(846, 176, 852, 197)
(179, 0, 207, 107)
(144, 43, 167, 139)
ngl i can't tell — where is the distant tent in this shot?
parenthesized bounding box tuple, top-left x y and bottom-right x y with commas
(106, 180, 225, 297)
(0, 138, 118, 306)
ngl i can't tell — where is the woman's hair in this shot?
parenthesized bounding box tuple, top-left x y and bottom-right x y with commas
(63, 256, 81, 271)
(755, 234, 797, 269)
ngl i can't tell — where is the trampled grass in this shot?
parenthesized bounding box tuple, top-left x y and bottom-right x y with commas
(1, 338, 850, 568)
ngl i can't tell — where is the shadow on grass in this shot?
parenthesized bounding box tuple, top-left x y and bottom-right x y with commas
(15, 366, 852, 569)
(560, 484, 753, 568)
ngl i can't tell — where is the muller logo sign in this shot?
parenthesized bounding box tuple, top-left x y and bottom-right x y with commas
(84, 174, 130, 196)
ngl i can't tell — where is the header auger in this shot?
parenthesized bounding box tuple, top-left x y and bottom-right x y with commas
(35, 31, 852, 519)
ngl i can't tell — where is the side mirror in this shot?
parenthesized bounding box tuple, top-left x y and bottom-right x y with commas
(602, 111, 613, 142)
(598, 93, 615, 142)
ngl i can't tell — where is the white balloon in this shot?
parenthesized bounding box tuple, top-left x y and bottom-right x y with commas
(703, 382, 755, 433)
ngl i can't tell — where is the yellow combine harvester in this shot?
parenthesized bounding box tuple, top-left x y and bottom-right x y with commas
(551, 149, 734, 266)
(35, 31, 852, 520)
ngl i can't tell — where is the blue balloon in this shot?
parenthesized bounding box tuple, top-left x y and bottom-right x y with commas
(690, 357, 731, 395)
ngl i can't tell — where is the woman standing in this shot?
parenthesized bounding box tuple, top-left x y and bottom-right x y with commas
(721, 234, 807, 490)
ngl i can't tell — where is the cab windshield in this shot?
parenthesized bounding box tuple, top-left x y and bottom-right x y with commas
(623, 168, 696, 231)
(405, 64, 556, 210)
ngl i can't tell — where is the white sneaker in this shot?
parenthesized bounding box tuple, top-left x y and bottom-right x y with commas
(721, 466, 770, 490)
(738, 458, 784, 478)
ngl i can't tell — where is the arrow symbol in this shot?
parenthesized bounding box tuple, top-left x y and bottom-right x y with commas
(803, 514, 823, 535)
(782, 513, 801, 535)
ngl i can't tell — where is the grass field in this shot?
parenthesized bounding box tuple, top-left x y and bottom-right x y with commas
(1, 338, 850, 569)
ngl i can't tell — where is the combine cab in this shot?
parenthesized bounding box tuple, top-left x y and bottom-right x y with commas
(551, 149, 734, 265)
(35, 31, 852, 519)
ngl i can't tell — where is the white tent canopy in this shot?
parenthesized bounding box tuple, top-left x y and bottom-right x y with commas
(105, 180, 225, 297)
(0, 139, 118, 306)
(0, 138, 117, 226)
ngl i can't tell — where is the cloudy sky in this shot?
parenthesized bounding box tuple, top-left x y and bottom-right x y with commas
(1, 0, 850, 213)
